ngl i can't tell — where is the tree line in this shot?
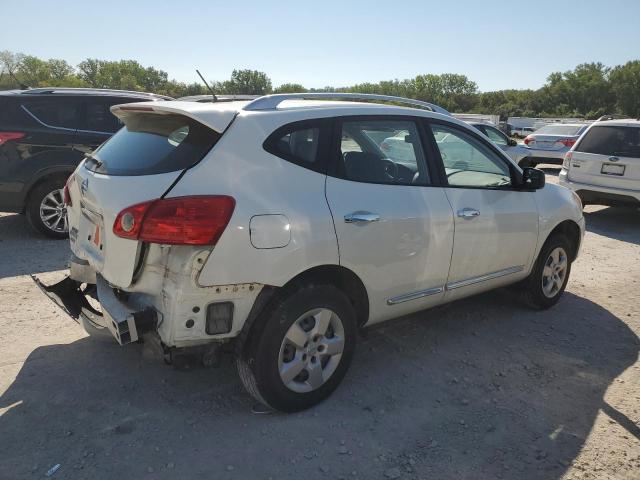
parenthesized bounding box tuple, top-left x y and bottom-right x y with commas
(1, 51, 638, 120)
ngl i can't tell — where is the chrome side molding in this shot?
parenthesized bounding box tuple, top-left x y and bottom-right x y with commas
(446, 265, 524, 290)
(387, 286, 444, 305)
(386, 265, 525, 306)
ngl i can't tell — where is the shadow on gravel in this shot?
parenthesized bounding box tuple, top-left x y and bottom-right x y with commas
(1, 290, 637, 479)
(0, 213, 69, 279)
(584, 206, 640, 246)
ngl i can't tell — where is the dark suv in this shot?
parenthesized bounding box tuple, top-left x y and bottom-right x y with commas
(0, 88, 171, 237)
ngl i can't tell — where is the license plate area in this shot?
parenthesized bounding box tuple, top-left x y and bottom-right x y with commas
(79, 205, 105, 266)
(601, 163, 625, 176)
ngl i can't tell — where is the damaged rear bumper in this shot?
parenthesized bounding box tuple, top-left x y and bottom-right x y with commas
(33, 260, 157, 345)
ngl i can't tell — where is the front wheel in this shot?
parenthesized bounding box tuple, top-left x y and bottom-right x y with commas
(236, 284, 357, 412)
(520, 233, 573, 309)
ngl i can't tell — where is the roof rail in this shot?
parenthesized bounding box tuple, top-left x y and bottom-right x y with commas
(243, 93, 451, 115)
(21, 87, 171, 99)
(178, 94, 260, 103)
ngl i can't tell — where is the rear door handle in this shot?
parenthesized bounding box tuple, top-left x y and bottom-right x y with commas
(344, 212, 380, 224)
(457, 208, 480, 219)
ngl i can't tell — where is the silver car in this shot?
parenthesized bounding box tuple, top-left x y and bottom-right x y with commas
(469, 122, 531, 166)
(522, 123, 589, 167)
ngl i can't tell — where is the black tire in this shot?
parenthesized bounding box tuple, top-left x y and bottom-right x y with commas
(520, 233, 573, 310)
(236, 284, 357, 412)
(26, 176, 69, 239)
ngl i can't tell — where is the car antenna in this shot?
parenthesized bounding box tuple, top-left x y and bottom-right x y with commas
(196, 69, 217, 102)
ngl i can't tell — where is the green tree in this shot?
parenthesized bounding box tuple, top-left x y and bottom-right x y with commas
(610, 60, 640, 117)
(222, 69, 272, 95)
(273, 83, 307, 93)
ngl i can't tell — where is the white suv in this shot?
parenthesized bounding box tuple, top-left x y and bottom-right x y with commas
(36, 93, 585, 412)
(559, 119, 640, 207)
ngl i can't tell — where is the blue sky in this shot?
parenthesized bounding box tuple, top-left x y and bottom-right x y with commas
(2, 0, 639, 92)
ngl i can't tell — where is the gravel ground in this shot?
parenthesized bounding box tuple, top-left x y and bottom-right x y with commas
(1, 169, 639, 480)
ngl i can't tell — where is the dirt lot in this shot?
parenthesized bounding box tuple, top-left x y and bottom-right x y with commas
(1, 169, 639, 480)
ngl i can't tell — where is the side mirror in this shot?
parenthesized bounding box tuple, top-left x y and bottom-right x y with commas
(508, 138, 518, 147)
(521, 167, 545, 189)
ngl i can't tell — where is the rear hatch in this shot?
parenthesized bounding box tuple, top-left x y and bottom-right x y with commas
(567, 124, 640, 189)
(526, 125, 586, 150)
(67, 102, 235, 287)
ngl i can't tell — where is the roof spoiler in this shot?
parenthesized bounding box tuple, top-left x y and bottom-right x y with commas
(243, 93, 451, 115)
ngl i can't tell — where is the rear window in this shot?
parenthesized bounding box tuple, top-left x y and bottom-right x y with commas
(575, 126, 640, 158)
(85, 113, 220, 176)
(534, 124, 584, 136)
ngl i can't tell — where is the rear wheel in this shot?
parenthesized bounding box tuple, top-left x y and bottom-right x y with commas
(520, 233, 573, 309)
(236, 284, 357, 412)
(26, 177, 69, 239)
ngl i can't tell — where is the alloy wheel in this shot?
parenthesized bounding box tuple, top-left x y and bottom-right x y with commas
(541, 247, 568, 298)
(39, 189, 68, 234)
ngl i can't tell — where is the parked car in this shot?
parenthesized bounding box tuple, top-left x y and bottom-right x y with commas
(559, 119, 640, 207)
(35, 93, 584, 412)
(511, 126, 536, 138)
(0, 87, 171, 238)
(468, 122, 531, 166)
(521, 123, 589, 167)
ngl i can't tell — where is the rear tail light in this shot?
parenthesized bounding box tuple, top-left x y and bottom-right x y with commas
(113, 195, 235, 245)
(63, 174, 74, 206)
(559, 138, 576, 148)
(0, 131, 26, 146)
(523, 135, 533, 145)
(562, 152, 572, 169)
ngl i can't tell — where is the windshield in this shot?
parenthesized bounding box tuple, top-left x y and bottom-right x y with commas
(85, 113, 220, 176)
(534, 124, 585, 136)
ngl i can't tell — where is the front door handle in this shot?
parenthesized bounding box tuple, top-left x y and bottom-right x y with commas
(457, 208, 480, 219)
(344, 212, 380, 224)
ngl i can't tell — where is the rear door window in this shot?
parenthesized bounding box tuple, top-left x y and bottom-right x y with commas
(85, 113, 220, 176)
(335, 118, 431, 186)
(575, 126, 640, 158)
(22, 98, 81, 130)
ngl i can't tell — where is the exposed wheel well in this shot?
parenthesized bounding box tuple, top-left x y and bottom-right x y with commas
(547, 220, 582, 261)
(236, 265, 369, 357)
(283, 265, 369, 327)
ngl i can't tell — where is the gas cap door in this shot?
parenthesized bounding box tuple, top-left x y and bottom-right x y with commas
(249, 214, 291, 249)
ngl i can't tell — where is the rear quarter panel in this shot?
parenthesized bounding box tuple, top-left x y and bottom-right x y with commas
(167, 112, 340, 287)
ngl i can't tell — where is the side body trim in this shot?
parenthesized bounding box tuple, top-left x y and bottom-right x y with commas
(386, 265, 525, 305)
(387, 286, 444, 305)
(445, 265, 524, 290)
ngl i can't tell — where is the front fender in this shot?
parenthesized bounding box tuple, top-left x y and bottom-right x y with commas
(532, 183, 585, 260)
